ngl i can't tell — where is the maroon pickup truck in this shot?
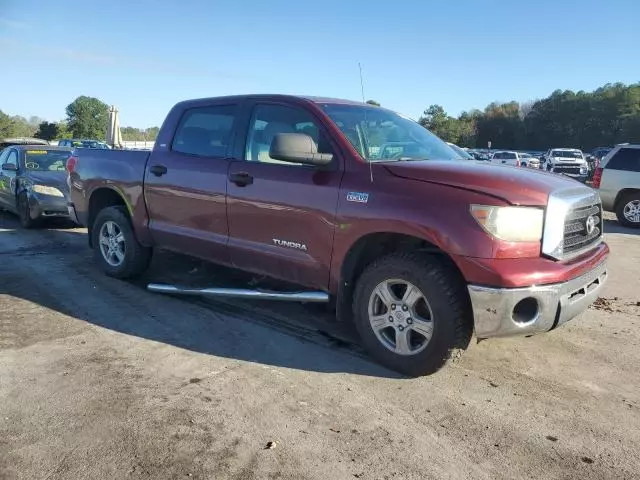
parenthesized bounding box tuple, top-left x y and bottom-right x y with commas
(67, 95, 609, 376)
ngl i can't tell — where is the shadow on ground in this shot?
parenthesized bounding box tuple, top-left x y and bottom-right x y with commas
(604, 219, 640, 236)
(1, 216, 398, 378)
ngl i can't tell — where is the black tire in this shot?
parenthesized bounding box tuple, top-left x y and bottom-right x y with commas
(17, 192, 37, 229)
(615, 192, 640, 228)
(91, 205, 152, 278)
(353, 252, 472, 377)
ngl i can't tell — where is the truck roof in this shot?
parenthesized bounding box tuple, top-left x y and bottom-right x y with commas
(173, 94, 369, 110)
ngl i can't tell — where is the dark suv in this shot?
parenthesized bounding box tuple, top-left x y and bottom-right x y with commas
(593, 144, 640, 227)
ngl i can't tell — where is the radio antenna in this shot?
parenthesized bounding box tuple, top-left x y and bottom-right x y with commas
(359, 62, 373, 182)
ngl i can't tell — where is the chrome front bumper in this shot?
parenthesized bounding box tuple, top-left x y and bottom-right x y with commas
(468, 261, 608, 339)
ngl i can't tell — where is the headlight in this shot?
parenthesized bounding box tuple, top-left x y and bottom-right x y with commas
(32, 185, 64, 197)
(470, 205, 544, 242)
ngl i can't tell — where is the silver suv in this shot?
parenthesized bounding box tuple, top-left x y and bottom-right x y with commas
(594, 144, 640, 228)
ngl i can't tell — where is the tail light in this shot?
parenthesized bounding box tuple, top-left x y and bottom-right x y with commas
(516, 159, 521, 167)
(592, 167, 603, 189)
(66, 155, 78, 173)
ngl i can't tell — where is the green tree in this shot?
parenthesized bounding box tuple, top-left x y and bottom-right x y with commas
(144, 127, 160, 141)
(0, 110, 36, 138)
(418, 105, 469, 144)
(65, 96, 110, 139)
(34, 121, 63, 141)
(0, 110, 15, 137)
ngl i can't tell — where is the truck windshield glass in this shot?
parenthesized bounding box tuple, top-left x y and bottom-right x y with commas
(23, 150, 70, 171)
(552, 150, 582, 158)
(320, 104, 462, 162)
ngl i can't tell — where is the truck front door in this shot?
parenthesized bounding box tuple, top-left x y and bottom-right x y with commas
(0, 149, 18, 211)
(226, 101, 343, 290)
(143, 103, 240, 265)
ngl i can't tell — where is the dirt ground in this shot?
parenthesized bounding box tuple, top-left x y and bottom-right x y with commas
(1, 211, 639, 480)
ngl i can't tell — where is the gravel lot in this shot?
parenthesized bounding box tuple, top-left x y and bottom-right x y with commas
(1, 211, 639, 480)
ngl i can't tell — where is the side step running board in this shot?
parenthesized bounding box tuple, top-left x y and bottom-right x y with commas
(147, 283, 330, 303)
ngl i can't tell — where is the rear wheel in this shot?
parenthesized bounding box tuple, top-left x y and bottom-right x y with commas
(616, 192, 640, 228)
(17, 193, 37, 229)
(92, 206, 152, 278)
(353, 252, 472, 377)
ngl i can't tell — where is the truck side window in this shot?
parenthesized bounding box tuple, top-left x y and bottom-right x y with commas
(172, 105, 237, 158)
(245, 104, 332, 166)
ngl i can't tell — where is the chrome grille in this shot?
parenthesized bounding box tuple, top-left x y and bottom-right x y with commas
(563, 203, 602, 255)
(553, 165, 581, 175)
(542, 187, 603, 260)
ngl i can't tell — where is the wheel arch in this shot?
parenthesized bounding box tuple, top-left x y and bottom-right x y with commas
(614, 188, 640, 210)
(335, 231, 468, 322)
(87, 187, 129, 248)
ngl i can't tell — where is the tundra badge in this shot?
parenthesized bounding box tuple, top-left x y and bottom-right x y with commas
(273, 238, 308, 251)
(346, 192, 369, 203)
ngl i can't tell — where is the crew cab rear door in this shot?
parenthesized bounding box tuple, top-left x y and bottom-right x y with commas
(143, 102, 240, 265)
(226, 100, 343, 290)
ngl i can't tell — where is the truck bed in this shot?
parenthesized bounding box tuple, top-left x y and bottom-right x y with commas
(69, 148, 151, 228)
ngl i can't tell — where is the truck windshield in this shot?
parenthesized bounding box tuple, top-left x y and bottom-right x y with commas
(552, 150, 582, 159)
(320, 104, 462, 162)
(23, 150, 70, 171)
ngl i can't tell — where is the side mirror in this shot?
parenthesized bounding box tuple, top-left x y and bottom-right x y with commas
(269, 133, 333, 167)
(1, 163, 18, 172)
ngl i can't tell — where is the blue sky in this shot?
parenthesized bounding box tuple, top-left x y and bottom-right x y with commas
(2, 0, 639, 128)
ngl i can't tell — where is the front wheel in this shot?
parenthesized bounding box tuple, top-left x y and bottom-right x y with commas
(616, 193, 640, 228)
(92, 206, 152, 278)
(353, 252, 472, 376)
(17, 193, 37, 229)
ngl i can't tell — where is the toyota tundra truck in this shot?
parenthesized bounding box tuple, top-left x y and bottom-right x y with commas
(66, 95, 609, 376)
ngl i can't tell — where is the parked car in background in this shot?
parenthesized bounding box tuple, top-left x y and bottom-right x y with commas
(0, 145, 73, 228)
(519, 152, 540, 168)
(1, 137, 49, 149)
(446, 142, 475, 160)
(593, 144, 640, 228)
(591, 147, 612, 165)
(467, 150, 487, 161)
(490, 151, 523, 167)
(58, 139, 110, 149)
(67, 94, 608, 376)
(544, 148, 589, 182)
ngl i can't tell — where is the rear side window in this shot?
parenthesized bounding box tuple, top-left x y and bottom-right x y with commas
(606, 148, 640, 172)
(172, 105, 237, 157)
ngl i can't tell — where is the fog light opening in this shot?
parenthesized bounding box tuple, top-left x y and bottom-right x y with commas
(512, 297, 539, 325)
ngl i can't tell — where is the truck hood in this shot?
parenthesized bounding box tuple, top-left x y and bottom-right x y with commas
(383, 160, 578, 206)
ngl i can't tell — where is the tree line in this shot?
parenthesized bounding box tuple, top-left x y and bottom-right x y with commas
(2, 82, 639, 149)
(417, 82, 640, 151)
(0, 96, 159, 142)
